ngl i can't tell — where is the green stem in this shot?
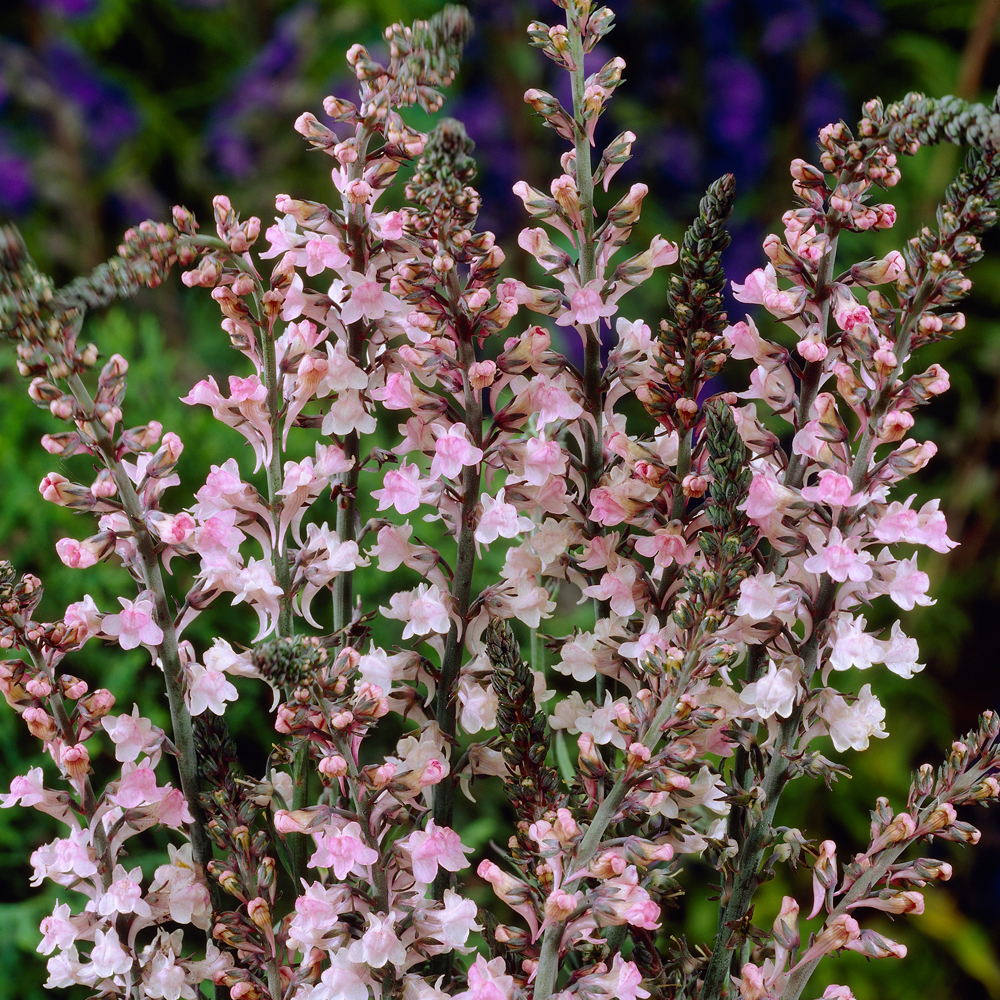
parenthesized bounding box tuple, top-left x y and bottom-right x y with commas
(65, 372, 216, 884)
(433, 274, 483, 903)
(533, 638, 705, 1000)
(333, 122, 375, 634)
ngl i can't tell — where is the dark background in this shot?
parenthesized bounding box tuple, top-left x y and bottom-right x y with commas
(2, 0, 1000, 997)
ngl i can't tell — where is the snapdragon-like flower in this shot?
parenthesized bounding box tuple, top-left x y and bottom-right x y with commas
(101, 595, 163, 650)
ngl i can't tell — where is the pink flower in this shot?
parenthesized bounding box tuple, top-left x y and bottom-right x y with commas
(801, 469, 864, 508)
(305, 237, 349, 275)
(101, 705, 162, 763)
(372, 461, 424, 515)
(556, 278, 618, 327)
(348, 912, 407, 970)
(383, 583, 452, 639)
(101, 596, 164, 650)
(309, 821, 379, 878)
(820, 684, 887, 752)
(340, 267, 403, 324)
(583, 560, 639, 617)
(403, 820, 473, 884)
(186, 662, 239, 716)
(585, 956, 650, 1000)
(55, 538, 98, 569)
(454, 956, 515, 1000)
(521, 436, 567, 485)
(96, 864, 152, 918)
(430, 423, 484, 480)
(475, 488, 533, 545)
(803, 527, 872, 583)
(90, 927, 132, 978)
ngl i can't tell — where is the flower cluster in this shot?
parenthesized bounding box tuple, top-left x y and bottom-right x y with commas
(1, 2, 1000, 999)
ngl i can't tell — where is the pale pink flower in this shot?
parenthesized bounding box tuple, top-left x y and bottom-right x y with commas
(38, 902, 78, 955)
(521, 437, 567, 485)
(383, 583, 451, 639)
(373, 461, 424, 515)
(454, 956, 515, 1000)
(309, 821, 378, 878)
(583, 560, 639, 617)
(186, 662, 239, 716)
(739, 661, 798, 719)
(322, 389, 377, 436)
(420, 889, 482, 951)
(348, 912, 407, 969)
(403, 820, 473, 884)
(475, 488, 533, 545)
(584, 956, 650, 1000)
(90, 927, 132, 978)
(340, 267, 403, 324)
(101, 596, 164, 650)
(146, 952, 191, 1000)
(55, 538, 99, 569)
(828, 614, 881, 672)
(288, 882, 353, 953)
(633, 524, 695, 569)
(556, 278, 618, 327)
(232, 558, 284, 640)
(885, 553, 933, 611)
(312, 950, 371, 1000)
(880, 621, 924, 678)
(821, 684, 887, 752)
(431, 423, 484, 480)
(31, 831, 98, 887)
(801, 469, 864, 508)
(803, 527, 872, 583)
(305, 237, 349, 275)
(458, 674, 498, 733)
(95, 864, 152, 919)
(101, 705, 162, 763)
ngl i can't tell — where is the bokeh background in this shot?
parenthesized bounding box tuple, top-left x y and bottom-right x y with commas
(2, 0, 1000, 997)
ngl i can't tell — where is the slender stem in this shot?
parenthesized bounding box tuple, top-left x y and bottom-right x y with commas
(333, 122, 375, 634)
(260, 319, 293, 639)
(533, 639, 704, 1000)
(433, 274, 483, 902)
(65, 372, 216, 881)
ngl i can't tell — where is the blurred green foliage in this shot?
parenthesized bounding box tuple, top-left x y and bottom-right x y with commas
(3, 0, 1000, 998)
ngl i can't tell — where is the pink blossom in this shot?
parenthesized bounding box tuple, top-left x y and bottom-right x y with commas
(431, 423, 484, 480)
(309, 820, 378, 878)
(801, 469, 864, 508)
(520, 374, 584, 427)
(186, 662, 239, 716)
(304, 237, 349, 275)
(454, 956, 515, 1000)
(146, 952, 189, 1000)
(739, 660, 798, 719)
(880, 621, 924, 678)
(403, 820, 474, 884)
(1, 766, 46, 809)
(383, 583, 452, 639)
(90, 927, 132, 978)
(821, 684, 887, 752)
(885, 553, 933, 611)
(421, 889, 482, 951)
(101, 705, 162, 763)
(475, 488, 534, 545)
(828, 614, 881, 672)
(38, 902, 77, 956)
(55, 538, 99, 569)
(232, 558, 284, 640)
(95, 864, 152, 918)
(583, 560, 639, 617)
(101, 596, 164, 650)
(322, 389, 377, 436)
(288, 882, 353, 953)
(373, 461, 424, 515)
(348, 912, 407, 969)
(312, 950, 371, 1000)
(585, 956, 650, 1000)
(803, 527, 872, 583)
(340, 267, 403, 324)
(556, 278, 618, 327)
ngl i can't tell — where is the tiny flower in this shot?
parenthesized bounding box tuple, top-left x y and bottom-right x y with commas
(101, 596, 164, 650)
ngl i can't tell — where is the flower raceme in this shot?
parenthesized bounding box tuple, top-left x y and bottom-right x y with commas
(1, 3, 1000, 1000)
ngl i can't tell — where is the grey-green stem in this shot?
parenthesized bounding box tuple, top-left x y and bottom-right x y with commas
(433, 271, 483, 902)
(333, 122, 375, 634)
(532, 639, 705, 1000)
(65, 372, 216, 881)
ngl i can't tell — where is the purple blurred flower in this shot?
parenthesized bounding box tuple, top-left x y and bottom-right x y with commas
(761, 3, 816, 55)
(0, 148, 33, 215)
(26, 0, 96, 16)
(206, 2, 314, 178)
(802, 73, 848, 144)
(43, 43, 138, 161)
